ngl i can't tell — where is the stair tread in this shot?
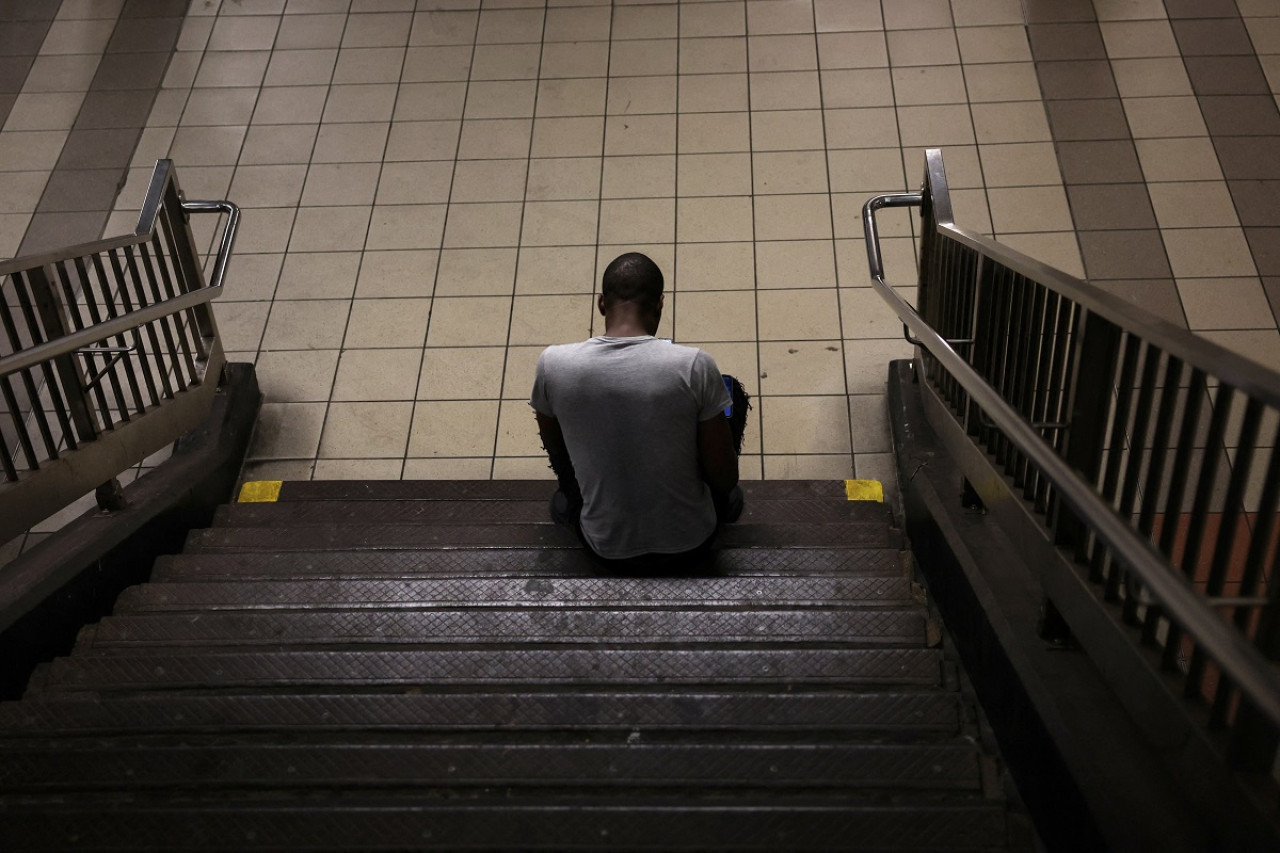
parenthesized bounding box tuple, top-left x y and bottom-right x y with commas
(39, 648, 943, 694)
(273, 479, 876, 504)
(83, 609, 929, 650)
(119, 575, 914, 611)
(0, 690, 960, 736)
(188, 522, 901, 552)
(151, 547, 905, 580)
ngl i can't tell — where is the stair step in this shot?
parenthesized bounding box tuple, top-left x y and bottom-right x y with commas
(151, 547, 905, 580)
(118, 575, 915, 612)
(186, 522, 901, 553)
(0, 796, 1008, 851)
(0, 740, 982, 792)
(213, 497, 887, 528)
(272, 479, 877, 504)
(38, 648, 942, 694)
(0, 691, 959, 736)
(81, 609, 928, 651)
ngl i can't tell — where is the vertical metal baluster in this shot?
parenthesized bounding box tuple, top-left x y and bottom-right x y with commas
(1115, 346, 1160, 611)
(1014, 281, 1046, 492)
(52, 259, 114, 432)
(0, 290, 41, 473)
(94, 251, 151, 413)
(110, 247, 174, 401)
(137, 239, 197, 388)
(1160, 369, 1207, 671)
(962, 253, 988, 436)
(993, 268, 1022, 467)
(10, 270, 74, 456)
(1043, 301, 1080, 526)
(1139, 355, 1184, 646)
(73, 256, 131, 424)
(1089, 335, 1140, 583)
(126, 242, 185, 395)
(154, 231, 209, 363)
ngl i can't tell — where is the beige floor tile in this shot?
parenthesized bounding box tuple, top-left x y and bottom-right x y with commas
(755, 240, 838, 289)
(319, 401, 414, 458)
(331, 349, 422, 401)
(600, 154, 674, 199)
(535, 78, 607, 117)
(607, 76, 678, 116)
(817, 31, 889, 69)
(1148, 182, 1240, 229)
(452, 118, 524, 159)
(409, 9, 478, 46)
(179, 88, 258, 127)
(673, 289, 757, 341)
(680, 37, 748, 75)
(435, 248, 518, 296)
(408, 399, 500, 456)
(849, 393, 891, 452)
(1165, 229, 1257, 279)
(972, 101, 1051, 143)
(168, 125, 247, 166)
(682, 2, 746, 37)
(987, 185, 1073, 234)
(978, 142, 1062, 187)
(265, 49, 339, 87)
(210, 15, 281, 51)
(1123, 96, 1207, 139)
(425, 296, 512, 346)
(301, 162, 382, 206)
(290, 206, 372, 251)
(853, 452, 898, 502)
(1094, 0, 1168, 19)
(962, 62, 1041, 103)
(214, 300, 271, 352)
(232, 208, 298, 254)
(496, 399, 550, 456)
(604, 114, 676, 155)
(817, 68, 893, 108)
(759, 340, 846, 395)
(222, 253, 284, 301)
(464, 80, 538, 120)
(522, 200, 600, 246)
(955, 25, 1031, 64)
(884, 0, 954, 31)
(677, 152, 752, 197)
(501, 345, 546, 400)
(394, 82, 469, 121)
(826, 147, 906, 193)
(276, 13, 345, 50)
(262, 299, 351, 350)
(1113, 58, 1195, 99)
(749, 70, 822, 110)
(1135, 138, 1223, 182)
(545, 4, 611, 41)
(341, 12, 412, 48)
(373, 161, 452, 205)
(403, 456, 494, 478)
(612, 39, 678, 76)
(253, 86, 329, 125)
(419, 346, 508, 399)
(599, 197, 674, 244)
(824, 107, 900, 148)
(747, 109, 822, 151)
(517, 246, 598, 293)
(843, 337, 916, 394)
(344, 297, 433, 347)
(509, 294, 593, 345)
(313, 458, 405, 479)
(443, 159, 522, 203)
(887, 27, 960, 66)
(311, 122, 390, 163)
(366, 203, 448, 250)
(839, 287, 911, 338)
(240, 459, 316, 481)
(276, 251, 362, 300)
(239, 124, 317, 166)
(248, 401, 327, 459)
(255, 349, 340, 402)
(679, 74, 749, 113)
(749, 34, 819, 73)
(678, 196, 754, 243)
(355, 249, 440, 298)
(613, 4, 678, 40)
(0, 172, 50, 212)
(23, 54, 101, 94)
(754, 194, 833, 241)
(678, 112, 751, 153)
(891, 65, 967, 106)
(540, 41, 609, 78)
(675, 243, 756, 291)
(994, 232, 1085, 279)
(758, 289, 842, 339)
(1099, 20, 1179, 59)
(758, 395, 852, 454)
(748, 0, 818, 36)
(1179, 278, 1276, 331)
(492, 457, 558, 478)
(524, 158, 599, 201)
(404, 44, 477, 82)
(195, 51, 271, 88)
(333, 47, 406, 84)
(477, 8, 545, 44)
(815, 0, 882, 33)
(531, 116, 604, 157)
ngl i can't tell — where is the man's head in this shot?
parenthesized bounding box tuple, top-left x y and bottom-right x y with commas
(601, 252, 664, 313)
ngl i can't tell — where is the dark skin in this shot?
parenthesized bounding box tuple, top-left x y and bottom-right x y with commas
(534, 293, 739, 497)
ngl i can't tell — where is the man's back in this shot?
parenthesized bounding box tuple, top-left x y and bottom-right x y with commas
(530, 336, 728, 559)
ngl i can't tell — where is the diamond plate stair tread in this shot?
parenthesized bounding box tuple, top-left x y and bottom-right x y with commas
(0, 691, 959, 736)
(276, 479, 871, 504)
(0, 741, 980, 792)
(214, 498, 887, 528)
(187, 522, 899, 552)
(0, 798, 1008, 851)
(151, 546, 904, 581)
(118, 575, 914, 612)
(40, 648, 941, 693)
(84, 609, 927, 650)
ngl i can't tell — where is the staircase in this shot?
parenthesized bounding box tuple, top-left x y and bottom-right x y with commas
(0, 479, 1020, 850)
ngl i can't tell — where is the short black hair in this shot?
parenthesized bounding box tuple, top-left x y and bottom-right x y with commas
(601, 252, 663, 310)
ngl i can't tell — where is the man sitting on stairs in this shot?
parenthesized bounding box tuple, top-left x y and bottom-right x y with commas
(530, 251, 748, 572)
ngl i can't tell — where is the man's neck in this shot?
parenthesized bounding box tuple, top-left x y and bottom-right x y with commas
(602, 310, 656, 338)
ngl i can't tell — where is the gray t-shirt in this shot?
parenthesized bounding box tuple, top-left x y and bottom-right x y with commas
(529, 336, 731, 559)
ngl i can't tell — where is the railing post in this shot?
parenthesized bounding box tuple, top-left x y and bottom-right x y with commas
(25, 265, 98, 445)
(160, 175, 217, 343)
(1053, 309, 1121, 551)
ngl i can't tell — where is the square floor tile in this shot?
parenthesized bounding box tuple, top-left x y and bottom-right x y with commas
(311, 121, 391, 163)
(753, 150, 829, 195)
(1165, 228, 1257, 278)
(409, 10, 478, 46)
(521, 199, 600, 246)
(248, 401, 326, 459)
(403, 44, 474, 82)
(449, 159, 527, 203)
(333, 46, 405, 84)
(607, 75, 677, 115)
(476, 8, 545, 44)
(239, 124, 317, 165)
(366, 203, 448, 250)
(509, 294, 592, 345)
(540, 40, 609, 78)
(252, 86, 329, 124)
(344, 297, 433, 347)
(408, 399, 500, 456)
(675, 242, 756, 291)
(301, 162, 382, 206)
(265, 48, 338, 86)
(435, 247, 518, 296)
(678, 196, 754, 243)
(500, 345, 546, 401)
(395, 81, 468, 121)
(893, 65, 969, 106)
(816, 31, 888, 69)
(289, 206, 372, 251)
(516, 245, 597, 294)
(679, 73, 749, 113)
(319, 401, 413, 458)
(956, 25, 1031, 63)
(464, 80, 538, 120)
(355, 249, 439, 298)
(341, 12, 412, 49)
(419, 346, 507, 399)
(1065, 183, 1158, 231)
(275, 251, 361, 300)
(332, 348, 422, 400)
(897, 104, 977, 147)
(1178, 278, 1275, 330)
(531, 116, 604, 157)
(839, 287, 910, 338)
(1110, 57, 1193, 98)
(612, 38, 678, 76)
(887, 27, 959, 66)
(754, 194, 833, 241)
(826, 147, 906, 193)
(425, 295, 512, 346)
(600, 154, 674, 199)
(677, 152, 752, 197)
(1135, 137, 1223, 182)
(749, 70, 821, 110)
(535, 77, 607, 117)
(987, 185, 1074, 233)
(759, 395, 852, 454)
(262, 298, 351, 350)
(604, 113, 675, 155)
(526, 157, 602, 201)
(678, 112, 751, 153)
(672, 289, 757, 341)
(598, 197, 674, 243)
(255, 349, 340, 403)
(756, 240, 838, 289)
(1099, 20, 1179, 58)
(758, 289, 842, 339)
(824, 107, 900, 148)
(1148, 182, 1240, 229)
(971, 101, 1051, 143)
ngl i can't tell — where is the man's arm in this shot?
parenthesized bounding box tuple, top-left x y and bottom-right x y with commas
(535, 411, 581, 501)
(697, 414, 738, 495)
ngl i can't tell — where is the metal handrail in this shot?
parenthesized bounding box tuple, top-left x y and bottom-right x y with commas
(862, 155, 1280, 727)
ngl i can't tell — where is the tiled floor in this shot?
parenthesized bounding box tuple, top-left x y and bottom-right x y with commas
(5, 0, 1280, 562)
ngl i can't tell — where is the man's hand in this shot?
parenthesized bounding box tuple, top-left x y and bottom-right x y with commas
(535, 411, 581, 502)
(697, 414, 738, 496)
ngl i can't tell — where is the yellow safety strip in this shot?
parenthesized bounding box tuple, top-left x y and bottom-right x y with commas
(238, 480, 283, 503)
(844, 479, 884, 502)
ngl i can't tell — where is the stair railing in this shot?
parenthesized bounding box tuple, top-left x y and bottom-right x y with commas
(0, 159, 239, 543)
(864, 149, 1280, 776)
